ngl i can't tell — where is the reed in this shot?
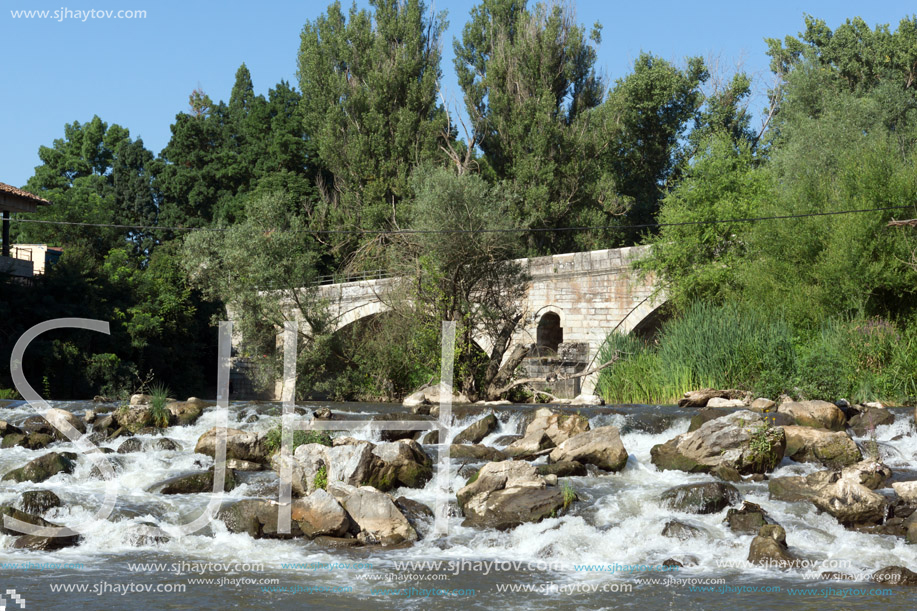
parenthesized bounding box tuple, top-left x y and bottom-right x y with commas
(598, 302, 917, 405)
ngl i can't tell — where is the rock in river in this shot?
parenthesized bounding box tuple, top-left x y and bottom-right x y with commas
(651, 411, 785, 475)
(456, 460, 565, 530)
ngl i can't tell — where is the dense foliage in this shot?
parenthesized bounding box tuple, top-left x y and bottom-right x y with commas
(3, 5, 916, 403)
(605, 15, 917, 405)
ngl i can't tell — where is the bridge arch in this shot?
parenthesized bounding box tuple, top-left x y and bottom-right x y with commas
(332, 301, 391, 332)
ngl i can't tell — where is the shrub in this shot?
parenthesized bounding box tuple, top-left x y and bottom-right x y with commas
(561, 482, 576, 510)
(149, 383, 171, 428)
(313, 465, 328, 490)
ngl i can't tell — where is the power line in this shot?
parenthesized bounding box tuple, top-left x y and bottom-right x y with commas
(6, 204, 915, 235)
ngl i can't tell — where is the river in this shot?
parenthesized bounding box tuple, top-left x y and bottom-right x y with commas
(1, 400, 916, 610)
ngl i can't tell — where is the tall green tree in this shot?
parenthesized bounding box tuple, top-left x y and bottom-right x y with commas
(297, 0, 449, 266)
(600, 53, 708, 235)
(647, 15, 917, 326)
(14, 116, 157, 257)
(156, 66, 312, 228)
(454, 0, 619, 254)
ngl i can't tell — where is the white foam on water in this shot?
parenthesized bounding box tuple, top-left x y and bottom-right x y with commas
(4, 401, 917, 606)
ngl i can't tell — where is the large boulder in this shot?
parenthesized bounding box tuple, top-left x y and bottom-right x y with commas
(327, 482, 417, 545)
(848, 405, 895, 437)
(420, 385, 470, 406)
(195, 428, 268, 464)
(892, 481, 917, 503)
(748, 525, 799, 568)
(768, 471, 840, 502)
(873, 566, 917, 586)
(2, 432, 53, 450)
(750, 398, 777, 412)
(13, 534, 81, 551)
(505, 408, 589, 456)
(536, 461, 587, 477)
(661, 520, 705, 540)
(3, 452, 76, 483)
(403, 389, 427, 411)
(456, 461, 564, 529)
(366, 440, 433, 490)
(678, 389, 734, 407)
(707, 398, 746, 408)
(291, 489, 353, 538)
(218, 492, 351, 539)
(130, 393, 151, 406)
(783, 426, 862, 467)
(17, 490, 62, 516)
(812, 474, 888, 526)
(650, 411, 786, 474)
(159, 469, 237, 494)
(841, 460, 891, 490)
(117, 438, 143, 454)
(570, 394, 604, 406)
(277, 441, 376, 497)
(276, 439, 432, 496)
(777, 400, 846, 431)
(0, 506, 53, 535)
(453, 414, 498, 444)
(449, 444, 507, 461)
(726, 501, 772, 534)
(527, 408, 591, 445)
(0, 420, 24, 438)
(115, 406, 153, 433)
(660, 482, 741, 514)
(503, 431, 553, 458)
(44, 408, 86, 438)
(548, 426, 628, 472)
(168, 400, 206, 426)
(0, 506, 80, 550)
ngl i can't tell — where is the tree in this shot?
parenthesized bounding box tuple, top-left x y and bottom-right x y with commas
(156, 66, 312, 228)
(648, 15, 917, 326)
(642, 132, 766, 309)
(600, 53, 708, 236)
(380, 168, 530, 400)
(181, 191, 326, 394)
(297, 0, 450, 266)
(454, 0, 620, 254)
(14, 116, 157, 257)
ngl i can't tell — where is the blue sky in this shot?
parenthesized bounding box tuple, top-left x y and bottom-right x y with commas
(1, 0, 914, 187)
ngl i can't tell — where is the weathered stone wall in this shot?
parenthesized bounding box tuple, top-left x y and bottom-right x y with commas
(513, 245, 662, 393)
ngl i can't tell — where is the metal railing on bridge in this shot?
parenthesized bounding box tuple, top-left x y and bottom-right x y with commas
(246, 269, 396, 291)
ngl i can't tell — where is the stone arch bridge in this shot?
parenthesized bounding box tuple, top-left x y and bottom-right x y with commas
(231, 245, 664, 399)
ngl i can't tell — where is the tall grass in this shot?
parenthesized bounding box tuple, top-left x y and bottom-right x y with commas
(597, 303, 917, 405)
(655, 302, 796, 398)
(798, 317, 917, 403)
(149, 383, 172, 428)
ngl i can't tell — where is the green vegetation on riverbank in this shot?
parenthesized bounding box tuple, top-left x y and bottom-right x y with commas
(597, 303, 917, 405)
(598, 15, 917, 406)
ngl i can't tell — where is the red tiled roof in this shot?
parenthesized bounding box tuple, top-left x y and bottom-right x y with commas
(0, 182, 51, 205)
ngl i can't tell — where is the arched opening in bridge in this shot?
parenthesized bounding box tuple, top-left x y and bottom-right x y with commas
(630, 303, 671, 343)
(536, 312, 563, 355)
